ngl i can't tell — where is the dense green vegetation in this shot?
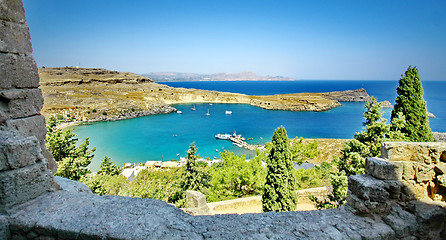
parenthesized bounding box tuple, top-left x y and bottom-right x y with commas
(46, 116, 95, 181)
(46, 118, 328, 212)
(391, 66, 433, 141)
(262, 127, 298, 212)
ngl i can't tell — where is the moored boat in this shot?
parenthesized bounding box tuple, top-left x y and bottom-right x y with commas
(215, 133, 231, 140)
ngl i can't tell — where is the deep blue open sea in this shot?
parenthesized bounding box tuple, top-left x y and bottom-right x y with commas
(72, 80, 446, 170)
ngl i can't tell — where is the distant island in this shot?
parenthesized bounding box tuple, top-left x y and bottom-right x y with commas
(143, 71, 294, 82)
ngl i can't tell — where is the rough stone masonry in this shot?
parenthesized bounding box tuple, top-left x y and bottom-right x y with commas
(1, 0, 446, 239)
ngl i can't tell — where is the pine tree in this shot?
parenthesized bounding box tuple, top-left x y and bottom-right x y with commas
(391, 67, 433, 141)
(179, 143, 210, 192)
(262, 126, 297, 212)
(97, 156, 121, 176)
(354, 97, 388, 156)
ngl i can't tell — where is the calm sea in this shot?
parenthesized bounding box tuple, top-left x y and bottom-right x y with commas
(72, 80, 446, 170)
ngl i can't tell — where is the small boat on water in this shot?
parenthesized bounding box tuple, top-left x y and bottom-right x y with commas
(177, 110, 183, 114)
(215, 133, 231, 140)
(225, 110, 232, 115)
(191, 105, 196, 111)
(205, 109, 210, 116)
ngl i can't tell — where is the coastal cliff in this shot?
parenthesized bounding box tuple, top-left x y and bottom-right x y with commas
(39, 67, 371, 123)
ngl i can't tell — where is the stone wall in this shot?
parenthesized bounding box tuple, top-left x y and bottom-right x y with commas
(348, 142, 446, 239)
(1, 1, 446, 239)
(0, 0, 57, 173)
(0, 0, 58, 216)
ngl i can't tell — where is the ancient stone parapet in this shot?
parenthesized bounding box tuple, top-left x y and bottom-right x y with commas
(347, 174, 401, 215)
(0, 130, 58, 214)
(381, 141, 446, 165)
(184, 190, 210, 215)
(0, 0, 57, 173)
(381, 142, 446, 201)
(348, 142, 446, 239)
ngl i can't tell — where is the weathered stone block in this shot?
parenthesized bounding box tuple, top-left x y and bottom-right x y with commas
(0, 53, 39, 89)
(0, 130, 41, 171)
(412, 201, 446, 240)
(5, 114, 46, 141)
(381, 142, 446, 164)
(55, 176, 92, 194)
(348, 174, 389, 202)
(0, 19, 32, 54)
(0, 161, 57, 213)
(186, 190, 207, 209)
(416, 164, 435, 183)
(0, 0, 26, 23)
(347, 191, 391, 215)
(366, 157, 403, 180)
(382, 205, 418, 238)
(185, 190, 209, 215)
(401, 180, 428, 200)
(0, 88, 43, 120)
(402, 162, 416, 180)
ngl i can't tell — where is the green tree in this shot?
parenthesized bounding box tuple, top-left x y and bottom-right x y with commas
(208, 151, 266, 202)
(290, 137, 320, 164)
(391, 67, 434, 141)
(172, 143, 210, 207)
(262, 126, 297, 212)
(46, 119, 95, 181)
(354, 97, 388, 157)
(179, 143, 210, 192)
(97, 156, 121, 176)
(387, 111, 409, 141)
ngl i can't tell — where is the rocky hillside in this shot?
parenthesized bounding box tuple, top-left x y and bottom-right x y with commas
(39, 67, 371, 124)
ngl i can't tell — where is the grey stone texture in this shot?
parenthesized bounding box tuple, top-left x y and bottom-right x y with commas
(0, 0, 26, 24)
(0, 88, 43, 120)
(0, 19, 32, 54)
(6, 189, 418, 240)
(5, 114, 46, 141)
(54, 176, 91, 194)
(0, 161, 57, 214)
(366, 157, 403, 180)
(185, 190, 210, 215)
(0, 129, 41, 171)
(0, 53, 39, 90)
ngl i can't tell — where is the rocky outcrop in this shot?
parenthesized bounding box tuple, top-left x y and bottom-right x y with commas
(323, 88, 371, 102)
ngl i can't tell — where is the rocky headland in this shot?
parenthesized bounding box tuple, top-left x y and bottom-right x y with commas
(39, 67, 372, 124)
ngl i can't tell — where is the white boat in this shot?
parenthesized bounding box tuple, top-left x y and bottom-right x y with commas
(225, 110, 232, 115)
(191, 105, 196, 111)
(215, 133, 231, 140)
(177, 110, 183, 114)
(205, 109, 210, 116)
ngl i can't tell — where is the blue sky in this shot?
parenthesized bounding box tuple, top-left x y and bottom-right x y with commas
(23, 0, 446, 80)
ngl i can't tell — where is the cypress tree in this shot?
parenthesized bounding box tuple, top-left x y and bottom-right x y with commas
(391, 67, 433, 141)
(262, 126, 297, 212)
(180, 143, 209, 192)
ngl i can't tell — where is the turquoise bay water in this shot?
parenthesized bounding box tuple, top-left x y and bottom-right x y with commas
(73, 80, 446, 170)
